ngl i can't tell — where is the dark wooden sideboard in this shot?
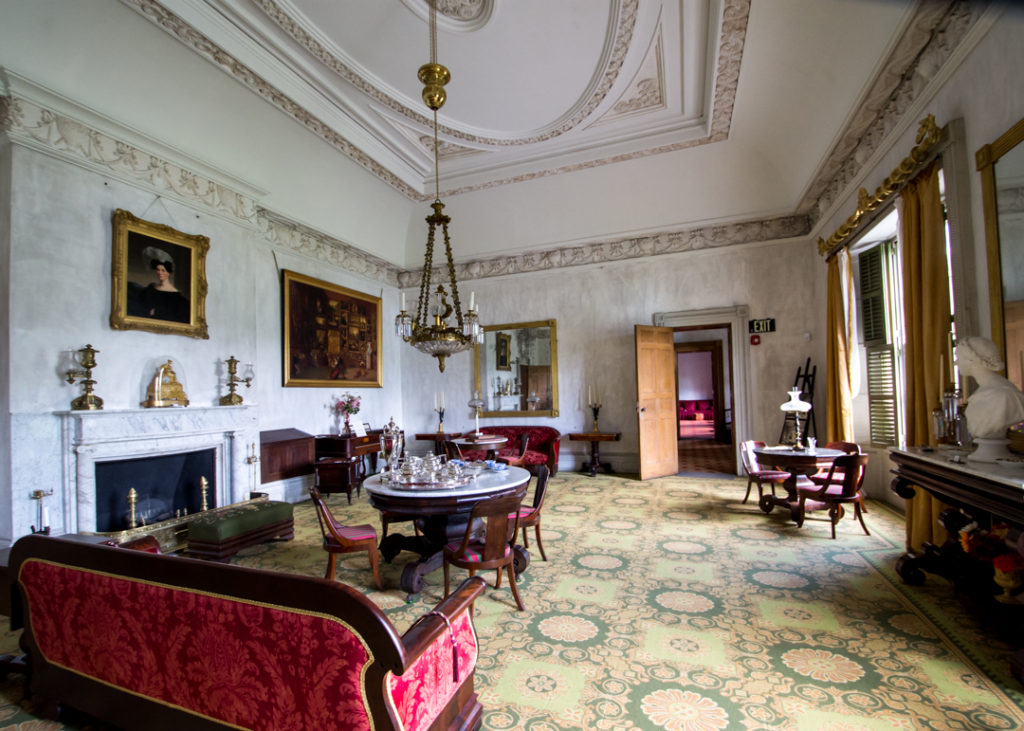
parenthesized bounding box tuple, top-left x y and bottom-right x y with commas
(890, 447, 1024, 681)
(259, 429, 315, 483)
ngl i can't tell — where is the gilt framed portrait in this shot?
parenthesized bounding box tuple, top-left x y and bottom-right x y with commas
(110, 209, 209, 339)
(282, 269, 382, 387)
(496, 332, 511, 370)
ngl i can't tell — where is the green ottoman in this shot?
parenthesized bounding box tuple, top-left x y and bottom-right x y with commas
(186, 500, 294, 561)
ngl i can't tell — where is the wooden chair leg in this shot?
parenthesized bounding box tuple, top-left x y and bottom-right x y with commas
(367, 545, 382, 590)
(443, 559, 451, 598)
(854, 504, 871, 536)
(795, 497, 807, 528)
(534, 522, 547, 561)
(521, 525, 530, 549)
(828, 505, 842, 539)
(742, 478, 755, 504)
(506, 564, 525, 611)
(495, 566, 502, 589)
(325, 553, 337, 581)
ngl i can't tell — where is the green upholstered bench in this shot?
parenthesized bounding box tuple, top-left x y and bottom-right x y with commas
(186, 500, 294, 561)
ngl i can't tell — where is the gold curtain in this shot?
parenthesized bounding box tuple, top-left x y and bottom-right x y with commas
(825, 251, 854, 442)
(900, 160, 950, 552)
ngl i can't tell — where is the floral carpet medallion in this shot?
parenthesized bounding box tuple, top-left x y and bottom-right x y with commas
(2, 472, 1024, 729)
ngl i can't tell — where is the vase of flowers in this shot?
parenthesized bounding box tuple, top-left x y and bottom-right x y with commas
(335, 392, 361, 435)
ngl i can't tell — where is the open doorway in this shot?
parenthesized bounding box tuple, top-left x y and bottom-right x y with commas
(675, 328, 735, 475)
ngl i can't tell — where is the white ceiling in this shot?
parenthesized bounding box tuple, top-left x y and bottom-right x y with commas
(155, 0, 913, 203)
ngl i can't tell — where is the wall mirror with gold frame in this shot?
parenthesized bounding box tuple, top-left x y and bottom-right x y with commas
(978, 116, 1024, 391)
(474, 320, 558, 417)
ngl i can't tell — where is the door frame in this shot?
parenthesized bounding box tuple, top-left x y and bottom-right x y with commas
(655, 306, 750, 475)
(674, 340, 728, 443)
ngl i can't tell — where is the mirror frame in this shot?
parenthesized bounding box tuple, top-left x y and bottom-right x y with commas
(977, 115, 1024, 356)
(474, 319, 559, 418)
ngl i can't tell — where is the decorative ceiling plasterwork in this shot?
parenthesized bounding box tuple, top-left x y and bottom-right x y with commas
(605, 30, 665, 120)
(122, 0, 748, 201)
(801, 0, 984, 221)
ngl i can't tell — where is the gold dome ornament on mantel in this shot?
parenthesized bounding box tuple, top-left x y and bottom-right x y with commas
(394, 0, 482, 373)
(142, 359, 189, 408)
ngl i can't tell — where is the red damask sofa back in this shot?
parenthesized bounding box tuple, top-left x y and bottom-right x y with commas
(10, 534, 485, 731)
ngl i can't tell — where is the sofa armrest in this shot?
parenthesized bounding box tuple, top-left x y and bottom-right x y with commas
(388, 576, 486, 731)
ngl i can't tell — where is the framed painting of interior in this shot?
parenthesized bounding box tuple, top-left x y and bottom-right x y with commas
(109, 209, 209, 339)
(282, 269, 382, 388)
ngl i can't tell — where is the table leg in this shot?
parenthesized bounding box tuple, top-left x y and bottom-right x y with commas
(580, 440, 613, 477)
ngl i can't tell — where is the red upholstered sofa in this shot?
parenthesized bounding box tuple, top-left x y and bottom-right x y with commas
(459, 425, 561, 475)
(679, 399, 714, 421)
(8, 534, 485, 731)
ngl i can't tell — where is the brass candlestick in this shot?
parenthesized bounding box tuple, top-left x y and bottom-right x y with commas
(435, 407, 446, 434)
(128, 487, 138, 529)
(220, 356, 253, 406)
(65, 344, 104, 411)
(590, 404, 602, 432)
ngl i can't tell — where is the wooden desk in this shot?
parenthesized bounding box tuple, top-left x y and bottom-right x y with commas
(315, 431, 390, 496)
(753, 446, 845, 520)
(365, 467, 531, 598)
(568, 432, 621, 477)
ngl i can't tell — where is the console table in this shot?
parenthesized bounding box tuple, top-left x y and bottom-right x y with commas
(568, 432, 621, 477)
(890, 447, 1024, 681)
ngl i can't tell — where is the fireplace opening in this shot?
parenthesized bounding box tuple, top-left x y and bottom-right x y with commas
(95, 449, 216, 532)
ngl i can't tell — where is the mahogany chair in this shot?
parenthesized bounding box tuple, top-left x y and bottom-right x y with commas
(315, 456, 361, 504)
(739, 440, 788, 504)
(443, 440, 464, 461)
(795, 453, 870, 539)
(809, 441, 865, 510)
(498, 433, 530, 468)
(308, 486, 383, 590)
(509, 465, 550, 560)
(444, 493, 525, 611)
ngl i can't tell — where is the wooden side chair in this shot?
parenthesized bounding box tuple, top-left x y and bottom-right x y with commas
(309, 486, 383, 589)
(498, 433, 530, 468)
(509, 465, 550, 560)
(444, 493, 525, 611)
(809, 441, 865, 510)
(795, 453, 870, 539)
(739, 440, 788, 504)
(443, 440, 464, 461)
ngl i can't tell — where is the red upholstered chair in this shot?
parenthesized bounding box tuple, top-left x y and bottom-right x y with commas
(444, 494, 525, 611)
(309, 486, 383, 589)
(740, 440, 788, 504)
(497, 433, 530, 468)
(509, 465, 550, 560)
(795, 453, 870, 539)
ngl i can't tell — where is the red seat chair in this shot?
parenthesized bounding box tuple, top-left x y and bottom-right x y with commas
(795, 453, 870, 539)
(509, 465, 550, 560)
(309, 486, 383, 589)
(444, 493, 525, 611)
(314, 456, 361, 504)
(740, 440, 788, 504)
(497, 433, 530, 468)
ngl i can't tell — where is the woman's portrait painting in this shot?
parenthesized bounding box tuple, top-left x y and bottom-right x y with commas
(283, 269, 382, 388)
(110, 209, 209, 339)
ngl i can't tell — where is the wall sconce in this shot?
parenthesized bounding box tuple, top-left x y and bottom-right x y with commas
(65, 344, 103, 411)
(220, 356, 253, 406)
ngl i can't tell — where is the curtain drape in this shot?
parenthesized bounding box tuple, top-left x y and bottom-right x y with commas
(900, 160, 951, 552)
(826, 250, 854, 442)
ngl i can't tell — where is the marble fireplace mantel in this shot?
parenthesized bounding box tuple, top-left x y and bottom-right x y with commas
(60, 406, 259, 535)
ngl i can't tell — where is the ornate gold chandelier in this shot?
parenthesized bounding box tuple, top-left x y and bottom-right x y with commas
(395, 0, 481, 373)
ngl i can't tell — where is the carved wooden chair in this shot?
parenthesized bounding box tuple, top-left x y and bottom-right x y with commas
(443, 440, 464, 461)
(309, 486, 382, 589)
(509, 465, 550, 560)
(809, 441, 865, 510)
(739, 440, 788, 504)
(795, 453, 870, 539)
(497, 433, 530, 468)
(444, 493, 525, 611)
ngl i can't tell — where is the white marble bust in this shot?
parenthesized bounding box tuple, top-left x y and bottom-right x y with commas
(956, 336, 1024, 439)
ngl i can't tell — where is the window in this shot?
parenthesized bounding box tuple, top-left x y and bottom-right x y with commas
(857, 238, 905, 447)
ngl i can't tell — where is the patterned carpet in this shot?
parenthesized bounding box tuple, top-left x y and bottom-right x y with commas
(3, 472, 1024, 729)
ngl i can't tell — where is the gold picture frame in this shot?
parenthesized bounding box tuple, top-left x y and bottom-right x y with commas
(282, 269, 383, 388)
(110, 209, 209, 339)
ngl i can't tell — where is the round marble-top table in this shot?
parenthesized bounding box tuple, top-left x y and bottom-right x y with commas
(364, 466, 530, 597)
(753, 445, 845, 521)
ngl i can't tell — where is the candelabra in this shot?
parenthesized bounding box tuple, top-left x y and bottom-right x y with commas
(435, 406, 446, 434)
(220, 356, 254, 406)
(30, 489, 53, 535)
(65, 344, 103, 411)
(590, 403, 602, 432)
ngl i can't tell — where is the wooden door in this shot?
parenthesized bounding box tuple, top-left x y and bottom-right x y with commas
(636, 325, 679, 480)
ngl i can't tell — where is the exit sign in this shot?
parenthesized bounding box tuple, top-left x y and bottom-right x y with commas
(748, 318, 776, 334)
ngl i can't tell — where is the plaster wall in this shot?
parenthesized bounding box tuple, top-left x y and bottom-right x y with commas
(1, 144, 407, 542)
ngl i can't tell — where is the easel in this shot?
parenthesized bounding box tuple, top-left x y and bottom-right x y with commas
(779, 357, 817, 445)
